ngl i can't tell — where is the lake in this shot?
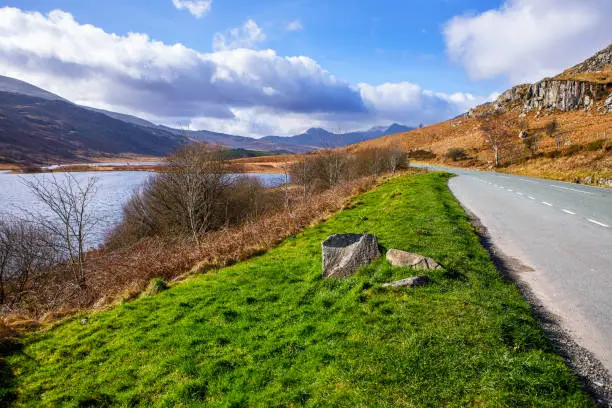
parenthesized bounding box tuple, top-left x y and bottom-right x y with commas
(0, 170, 286, 248)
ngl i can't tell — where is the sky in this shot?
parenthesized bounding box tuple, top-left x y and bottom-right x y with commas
(0, 0, 610, 137)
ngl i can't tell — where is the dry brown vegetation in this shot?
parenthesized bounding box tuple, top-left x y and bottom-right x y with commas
(0, 145, 412, 331)
(348, 109, 612, 185)
(554, 65, 612, 84)
(2, 177, 378, 322)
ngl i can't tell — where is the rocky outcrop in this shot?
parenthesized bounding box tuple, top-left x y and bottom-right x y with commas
(386, 249, 442, 270)
(322, 234, 380, 278)
(493, 44, 612, 114)
(382, 276, 431, 288)
(523, 80, 609, 112)
(497, 80, 610, 113)
(557, 44, 612, 77)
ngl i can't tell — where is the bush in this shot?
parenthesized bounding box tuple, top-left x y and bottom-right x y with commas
(407, 150, 436, 160)
(584, 138, 609, 151)
(289, 147, 408, 193)
(144, 278, 168, 297)
(106, 144, 285, 248)
(563, 144, 583, 157)
(445, 148, 468, 161)
(0, 219, 58, 309)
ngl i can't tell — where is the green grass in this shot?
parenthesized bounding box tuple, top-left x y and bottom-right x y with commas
(1, 173, 592, 407)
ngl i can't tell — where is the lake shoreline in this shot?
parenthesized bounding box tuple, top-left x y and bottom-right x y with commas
(6, 163, 288, 175)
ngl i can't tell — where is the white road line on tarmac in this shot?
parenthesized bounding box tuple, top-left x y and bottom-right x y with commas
(588, 219, 610, 228)
(507, 189, 513, 192)
(528, 196, 536, 200)
(562, 209, 576, 215)
(542, 202, 553, 207)
(550, 185, 594, 195)
(517, 192, 524, 196)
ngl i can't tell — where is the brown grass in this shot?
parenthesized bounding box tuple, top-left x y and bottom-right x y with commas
(554, 65, 612, 84)
(349, 109, 612, 185)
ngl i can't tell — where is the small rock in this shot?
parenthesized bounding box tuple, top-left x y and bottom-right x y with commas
(604, 93, 612, 112)
(322, 234, 381, 278)
(386, 249, 442, 270)
(383, 276, 431, 288)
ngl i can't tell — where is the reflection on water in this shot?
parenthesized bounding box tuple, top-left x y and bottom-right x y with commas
(0, 171, 286, 248)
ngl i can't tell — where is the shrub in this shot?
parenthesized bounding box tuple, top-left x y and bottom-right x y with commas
(563, 144, 583, 157)
(0, 219, 58, 309)
(105, 144, 284, 248)
(584, 138, 609, 151)
(445, 148, 468, 161)
(289, 147, 408, 193)
(407, 149, 436, 160)
(144, 278, 168, 297)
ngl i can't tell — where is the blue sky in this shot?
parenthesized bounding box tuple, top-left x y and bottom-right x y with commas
(6, 0, 504, 94)
(1, 0, 610, 136)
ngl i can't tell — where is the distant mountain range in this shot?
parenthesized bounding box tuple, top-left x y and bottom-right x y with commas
(0, 75, 412, 164)
(260, 123, 413, 149)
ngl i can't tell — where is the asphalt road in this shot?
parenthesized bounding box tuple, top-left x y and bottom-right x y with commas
(418, 164, 612, 374)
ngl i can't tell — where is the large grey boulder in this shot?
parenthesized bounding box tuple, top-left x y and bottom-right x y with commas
(386, 249, 442, 270)
(322, 234, 380, 278)
(383, 276, 431, 288)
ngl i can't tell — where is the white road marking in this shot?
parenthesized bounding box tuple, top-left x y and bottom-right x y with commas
(528, 196, 536, 200)
(588, 219, 610, 228)
(517, 192, 524, 196)
(550, 185, 594, 195)
(542, 202, 553, 207)
(562, 209, 576, 215)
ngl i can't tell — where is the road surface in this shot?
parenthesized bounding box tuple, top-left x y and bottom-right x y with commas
(418, 164, 612, 375)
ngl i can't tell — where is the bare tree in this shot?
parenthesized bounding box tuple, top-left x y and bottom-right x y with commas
(0, 219, 14, 305)
(0, 218, 57, 307)
(167, 144, 228, 245)
(523, 133, 540, 156)
(480, 113, 515, 167)
(116, 143, 230, 245)
(545, 119, 563, 150)
(22, 174, 98, 288)
(387, 148, 408, 173)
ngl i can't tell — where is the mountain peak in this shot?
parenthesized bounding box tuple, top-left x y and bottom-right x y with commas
(305, 127, 330, 135)
(385, 123, 411, 134)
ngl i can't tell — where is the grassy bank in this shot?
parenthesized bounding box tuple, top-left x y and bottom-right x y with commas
(1, 172, 592, 407)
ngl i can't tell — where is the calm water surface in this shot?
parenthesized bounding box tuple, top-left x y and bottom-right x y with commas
(0, 171, 285, 248)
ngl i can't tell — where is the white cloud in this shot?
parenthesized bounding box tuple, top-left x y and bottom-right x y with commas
(0, 7, 486, 136)
(359, 82, 492, 125)
(444, 0, 612, 83)
(172, 0, 212, 19)
(286, 20, 304, 32)
(213, 19, 266, 51)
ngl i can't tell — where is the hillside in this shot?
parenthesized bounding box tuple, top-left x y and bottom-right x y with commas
(0, 75, 414, 164)
(351, 44, 612, 186)
(0, 75, 68, 102)
(1, 173, 592, 406)
(0, 92, 188, 165)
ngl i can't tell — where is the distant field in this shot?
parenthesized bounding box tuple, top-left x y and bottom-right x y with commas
(1, 173, 592, 407)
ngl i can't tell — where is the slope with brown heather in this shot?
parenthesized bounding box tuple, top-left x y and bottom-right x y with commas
(349, 109, 611, 184)
(348, 45, 612, 186)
